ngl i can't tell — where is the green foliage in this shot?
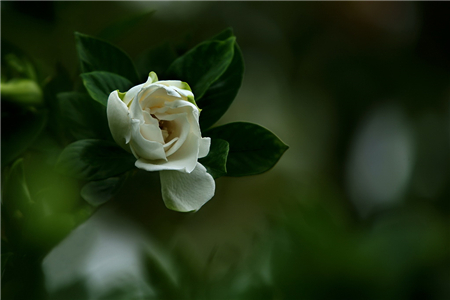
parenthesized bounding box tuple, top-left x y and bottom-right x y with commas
(1, 107, 48, 167)
(75, 32, 138, 83)
(58, 92, 111, 141)
(81, 175, 127, 207)
(2, 159, 33, 233)
(205, 122, 289, 176)
(136, 42, 178, 80)
(56, 139, 135, 181)
(166, 36, 235, 100)
(81, 71, 132, 106)
(1, 79, 43, 106)
(1, 155, 93, 300)
(197, 29, 244, 130)
(199, 138, 229, 179)
(1, 50, 38, 82)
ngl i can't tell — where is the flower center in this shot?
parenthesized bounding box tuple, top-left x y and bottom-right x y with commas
(152, 114, 172, 141)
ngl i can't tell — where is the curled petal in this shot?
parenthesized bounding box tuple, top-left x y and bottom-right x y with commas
(107, 91, 131, 152)
(135, 131, 199, 173)
(138, 84, 181, 109)
(123, 83, 144, 106)
(159, 162, 215, 212)
(198, 138, 211, 158)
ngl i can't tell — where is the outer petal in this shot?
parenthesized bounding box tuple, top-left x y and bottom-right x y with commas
(107, 91, 131, 152)
(123, 83, 144, 106)
(122, 74, 157, 105)
(156, 81, 194, 99)
(198, 137, 211, 158)
(159, 162, 215, 212)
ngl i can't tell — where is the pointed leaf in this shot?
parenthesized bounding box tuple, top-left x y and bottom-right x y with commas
(75, 32, 138, 82)
(57, 92, 111, 140)
(80, 71, 132, 106)
(136, 42, 178, 80)
(81, 175, 127, 207)
(1, 107, 48, 167)
(198, 43, 244, 130)
(56, 139, 136, 181)
(198, 138, 229, 179)
(166, 37, 235, 99)
(205, 122, 288, 176)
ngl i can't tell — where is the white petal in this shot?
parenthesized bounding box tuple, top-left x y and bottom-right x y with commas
(156, 81, 194, 99)
(163, 137, 179, 151)
(198, 137, 211, 158)
(138, 85, 181, 110)
(135, 132, 199, 173)
(141, 110, 164, 144)
(123, 83, 144, 106)
(130, 88, 145, 121)
(159, 162, 215, 212)
(124, 74, 157, 105)
(142, 74, 157, 87)
(107, 91, 131, 152)
(129, 120, 166, 161)
(162, 113, 190, 157)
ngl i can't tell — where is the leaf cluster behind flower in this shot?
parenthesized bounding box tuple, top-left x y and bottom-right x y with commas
(55, 28, 288, 211)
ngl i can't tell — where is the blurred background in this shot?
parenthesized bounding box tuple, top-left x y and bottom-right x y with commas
(2, 2, 450, 300)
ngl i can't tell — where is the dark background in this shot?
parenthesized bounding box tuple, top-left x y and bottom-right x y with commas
(2, 2, 450, 299)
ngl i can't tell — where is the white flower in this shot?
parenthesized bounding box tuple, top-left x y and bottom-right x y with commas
(107, 72, 214, 212)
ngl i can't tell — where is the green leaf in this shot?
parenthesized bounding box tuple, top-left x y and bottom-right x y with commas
(75, 32, 138, 83)
(1, 79, 43, 106)
(205, 122, 288, 177)
(58, 92, 111, 141)
(198, 43, 244, 130)
(198, 139, 229, 179)
(56, 139, 136, 181)
(2, 159, 33, 214)
(81, 175, 127, 207)
(1, 107, 48, 167)
(136, 42, 178, 80)
(209, 28, 234, 41)
(80, 71, 133, 106)
(98, 10, 155, 41)
(166, 37, 235, 99)
(196, 28, 244, 130)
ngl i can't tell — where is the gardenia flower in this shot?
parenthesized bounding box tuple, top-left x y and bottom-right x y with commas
(107, 72, 214, 212)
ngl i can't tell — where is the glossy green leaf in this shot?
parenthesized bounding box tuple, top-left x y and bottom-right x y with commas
(198, 43, 244, 130)
(205, 122, 289, 177)
(75, 32, 138, 82)
(198, 138, 229, 179)
(56, 139, 136, 181)
(98, 10, 155, 41)
(166, 37, 235, 100)
(81, 175, 127, 207)
(1, 107, 48, 167)
(80, 71, 132, 106)
(136, 42, 178, 80)
(57, 92, 111, 141)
